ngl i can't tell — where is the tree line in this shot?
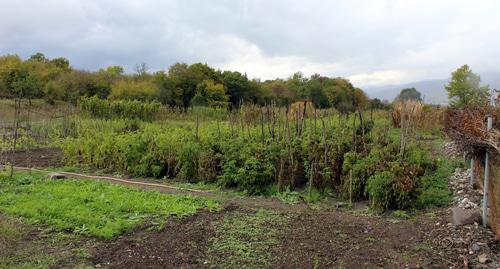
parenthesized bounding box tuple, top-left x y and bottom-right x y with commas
(0, 53, 388, 112)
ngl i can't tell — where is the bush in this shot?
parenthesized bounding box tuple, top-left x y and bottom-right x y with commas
(175, 141, 201, 182)
(341, 143, 397, 200)
(79, 96, 160, 121)
(218, 142, 277, 195)
(365, 171, 395, 212)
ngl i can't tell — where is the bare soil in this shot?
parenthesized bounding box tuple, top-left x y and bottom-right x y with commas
(89, 203, 466, 269)
(0, 147, 63, 168)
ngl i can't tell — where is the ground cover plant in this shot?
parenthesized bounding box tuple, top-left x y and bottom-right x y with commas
(206, 209, 287, 269)
(0, 171, 218, 239)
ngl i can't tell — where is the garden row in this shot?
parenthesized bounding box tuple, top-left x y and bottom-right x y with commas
(59, 110, 455, 211)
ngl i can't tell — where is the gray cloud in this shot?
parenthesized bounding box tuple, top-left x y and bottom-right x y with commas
(1, 0, 499, 87)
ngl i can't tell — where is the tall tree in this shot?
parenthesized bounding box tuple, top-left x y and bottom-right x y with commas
(29, 52, 48, 63)
(395, 88, 422, 102)
(445, 65, 490, 107)
(323, 78, 356, 114)
(4, 64, 41, 100)
(221, 70, 250, 107)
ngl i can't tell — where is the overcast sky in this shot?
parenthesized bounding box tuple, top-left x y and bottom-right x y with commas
(1, 0, 499, 88)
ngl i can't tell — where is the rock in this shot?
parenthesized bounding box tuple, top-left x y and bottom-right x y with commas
(48, 172, 66, 180)
(335, 202, 349, 208)
(478, 254, 490, 264)
(471, 243, 481, 252)
(451, 208, 481, 226)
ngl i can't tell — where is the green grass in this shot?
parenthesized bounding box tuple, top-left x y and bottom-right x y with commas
(1, 254, 57, 269)
(274, 190, 301, 205)
(0, 215, 94, 269)
(415, 158, 457, 209)
(0, 172, 218, 238)
(207, 209, 286, 269)
(0, 217, 23, 243)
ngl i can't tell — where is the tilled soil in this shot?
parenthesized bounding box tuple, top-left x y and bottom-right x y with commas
(0, 147, 62, 168)
(92, 210, 224, 269)
(90, 203, 464, 269)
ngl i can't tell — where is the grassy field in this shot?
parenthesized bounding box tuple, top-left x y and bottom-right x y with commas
(0, 171, 218, 238)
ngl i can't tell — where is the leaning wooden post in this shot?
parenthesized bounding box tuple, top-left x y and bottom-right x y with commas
(314, 108, 317, 133)
(260, 107, 265, 145)
(482, 114, 493, 227)
(349, 169, 353, 205)
(308, 162, 314, 200)
(10, 98, 21, 178)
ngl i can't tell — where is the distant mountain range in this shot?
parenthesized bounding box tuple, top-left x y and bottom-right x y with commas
(365, 72, 500, 105)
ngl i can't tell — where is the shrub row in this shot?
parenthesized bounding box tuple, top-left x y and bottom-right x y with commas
(79, 96, 160, 121)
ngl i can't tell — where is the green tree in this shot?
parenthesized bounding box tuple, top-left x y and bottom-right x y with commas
(109, 79, 159, 101)
(0, 54, 23, 97)
(445, 65, 490, 107)
(368, 98, 388, 110)
(221, 70, 251, 107)
(50, 71, 109, 103)
(353, 88, 369, 110)
(167, 63, 219, 109)
(286, 72, 308, 99)
(29, 52, 48, 63)
(4, 64, 41, 99)
(50, 57, 70, 70)
(323, 78, 356, 114)
(191, 80, 229, 107)
(308, 79, 330, 108)
(263, 79, 296, 106)
(153, 71, 182, 107)
(395, 88, 422, 102)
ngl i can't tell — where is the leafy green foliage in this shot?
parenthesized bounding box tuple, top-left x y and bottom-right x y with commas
(54, 103, 454, 213)
(415, 158, 455, 208)
(0, 53, 383, 111)
(191, 79, 229, 107)
(207, 210, 286, 269)
(445, 64, 490, 107)
(274, 188, 301, 204)
(218, 141, 278, 195)
(108, 79, 159, 101)
(0, 172, 218, 239)
(79, 96, 160, 121)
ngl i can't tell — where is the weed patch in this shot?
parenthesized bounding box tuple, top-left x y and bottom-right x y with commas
(0, 172, 218, 238)
(206, 209, 287, 269)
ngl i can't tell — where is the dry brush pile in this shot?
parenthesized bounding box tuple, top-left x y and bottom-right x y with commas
(444, 105, 500, 237)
